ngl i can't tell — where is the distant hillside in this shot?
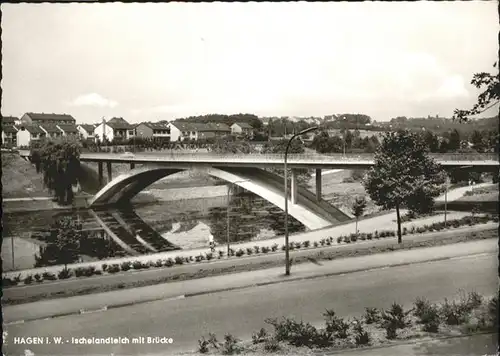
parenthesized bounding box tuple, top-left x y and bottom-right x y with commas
(383, 115, 498, 135)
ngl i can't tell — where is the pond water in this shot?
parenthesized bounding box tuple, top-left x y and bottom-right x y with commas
(2, 191, 306, 271)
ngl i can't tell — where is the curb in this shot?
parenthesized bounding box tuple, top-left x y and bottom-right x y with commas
(5, 251, 494, 326)
(316, 331, 497, 355)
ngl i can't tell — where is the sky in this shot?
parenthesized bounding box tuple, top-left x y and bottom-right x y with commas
(1, 2, 498, 124)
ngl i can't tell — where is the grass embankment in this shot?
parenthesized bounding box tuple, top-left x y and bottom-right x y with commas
(191, 290, 498, 355)
(1, 153, 47, 198)
(2, 224, 496, 305)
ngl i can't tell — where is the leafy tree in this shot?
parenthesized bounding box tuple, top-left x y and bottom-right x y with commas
(351, 196, 367, 234)
(364, 130, 447, 243)
(453, 63, 500, 122)
(30, 137, 82, 205)
(35, 217, 81, 268)
(448, 129, 461, 151)
(421, 131, 440, 153)
(212, 136, 256, 154)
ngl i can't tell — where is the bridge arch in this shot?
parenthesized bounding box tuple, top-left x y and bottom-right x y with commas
(89, 166, 351, 230)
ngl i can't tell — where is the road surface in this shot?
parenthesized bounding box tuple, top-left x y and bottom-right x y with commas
(3, 249, 497, 356)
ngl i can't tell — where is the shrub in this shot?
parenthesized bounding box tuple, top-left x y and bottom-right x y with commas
(155, 259, 164, 267)
(329, 236, 334, 243)
(198, 337, 209, 354)
(389, 230, 396, 237)
(265, 317, 329, 348)
(271, 243, 279, 252)
(414, 297, 432, 321)
(254, 246, 261, 254)
(107, 264, 120, 273)
(13, 274, 22, 283)
(132, 261, 143, 269)
(235, 249, 245, 257)
(324, 309, 350, 339)
(252, 328, 268, 344)
(303, 240, 310, 248)
(420, 304, 441, 333)
(246, 247, 254, 255)
(42, 272, 57, 281)
(174, 256, 184, 265)
(313, 241, 319, 248)
(402, 227, 408, 235)
(337, 236, 343, 244)
(326, 239, 332, 246)
(165, 258, 175, 267)
(374, 230, 379, 239)
(34, 273, 43, 283)
(440, 298, 470, 325)
(24, 275, 34, 285)
(360, 233, 367, 241)
(380, 303, 412, 339)
(410, 226, 416, 234)
(343, 236, 350, 244)
(58, 267, 73, 279)
(289, 243, 295, 250)
(141, 262, 150, 269)
(229, 248, 236, 256)
(208, 333, 220, 349)
(262, 246, 270, 254)
(353, 319, 371, 346)
(121, 262, 131, 271)
(205, 253, 214, 261)
(364, 307, 381, 324)
(466, 291, 483, 310)
(221, 333, 242, 355)
(218, 250, 225, 259)
(102, 263, 108, 271)
(366, 233, 373, 240)
(320, 238, 326, 246)
(281, 245, 286, 251)
(350, 234, 358, 242)
(264, 338, 280, 352)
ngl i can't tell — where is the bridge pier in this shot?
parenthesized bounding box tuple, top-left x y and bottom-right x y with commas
(316, 169, 322, 202)
(98, 162, 104, 187)
(291, 169, 298, 205)
(130, 162, 135, 169)
(106, 162, 112, 183)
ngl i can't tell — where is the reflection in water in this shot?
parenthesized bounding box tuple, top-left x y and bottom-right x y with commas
(2, 191, 306, 271)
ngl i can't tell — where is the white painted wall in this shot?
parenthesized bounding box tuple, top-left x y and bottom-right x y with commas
(16, 129, 32, 147)
(94, 123, 115, 142)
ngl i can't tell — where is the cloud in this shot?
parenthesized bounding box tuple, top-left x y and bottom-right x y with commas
(68, 93, 118, 108)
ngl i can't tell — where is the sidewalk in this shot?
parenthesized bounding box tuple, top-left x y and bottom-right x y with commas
(325, 332, 499, 356)
(3, 238, 497, 324)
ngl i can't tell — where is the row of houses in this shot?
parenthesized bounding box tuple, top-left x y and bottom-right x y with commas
(1, 113, 255, 147)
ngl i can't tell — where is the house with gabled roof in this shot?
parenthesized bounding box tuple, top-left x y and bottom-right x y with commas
(16, 125, 45, 147)
(167, 121, 231, 141)
(1, 125, 18, 146)
(77, 124, 97, 141)
(230, 122, 254, 136)
(20, 112, 76, 126)
(94, 117, 136, 143)
(56, 124, 79, 137)
(135, 122, 171, 139)
(39, 124, 63, 139)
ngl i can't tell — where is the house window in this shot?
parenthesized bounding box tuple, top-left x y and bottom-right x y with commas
(129, 130, 134, 135)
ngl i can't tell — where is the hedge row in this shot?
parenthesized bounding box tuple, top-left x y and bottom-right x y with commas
(197, 290, 498, 354)
(2, 214, 497, 287)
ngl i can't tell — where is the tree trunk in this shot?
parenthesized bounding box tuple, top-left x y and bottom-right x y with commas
(396, 202, 402, 244)
(355, 218, 359, 235)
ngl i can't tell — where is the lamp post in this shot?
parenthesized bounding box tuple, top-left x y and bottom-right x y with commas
(284, 126, 319, 276)
(227, 180, 249, 257)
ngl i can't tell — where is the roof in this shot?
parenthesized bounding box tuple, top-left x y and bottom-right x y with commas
(170, 121, 231, 132)
(39, 124, 63, 134)
(2, 116, 18, 125)
(232, 122, 253, 129)
(19, 125, 44, 134)
(78, 124, 96, 134)
(24, 112, 76, 122)
(57, 124, 79, 133)
(138, 122, 171, 130)
(2, 125, 18, 133)
(106, 117, 134, 130)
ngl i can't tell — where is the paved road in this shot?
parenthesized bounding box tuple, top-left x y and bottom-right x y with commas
(3, 248, 497, 356)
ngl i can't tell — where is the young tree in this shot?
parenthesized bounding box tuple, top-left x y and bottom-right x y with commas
(351, 196, 367, 235)
(363, 130, 447, 243)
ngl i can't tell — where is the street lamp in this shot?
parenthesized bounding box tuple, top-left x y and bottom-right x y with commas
(284, 126, 319, 276)
(227, 180, 249, 257)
